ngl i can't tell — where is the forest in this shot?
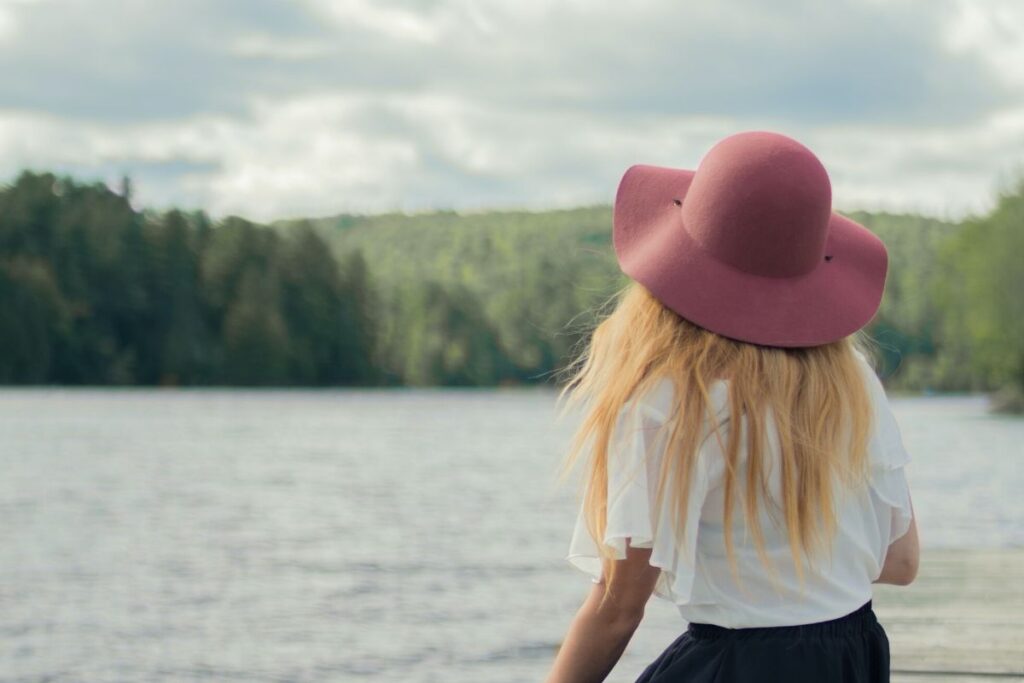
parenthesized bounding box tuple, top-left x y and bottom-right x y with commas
(0, 169, 1021, 404)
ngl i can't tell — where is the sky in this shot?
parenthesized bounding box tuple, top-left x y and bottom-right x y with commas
(0, 0, 1022, 222)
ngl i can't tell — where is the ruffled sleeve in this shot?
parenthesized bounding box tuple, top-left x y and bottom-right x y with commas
(565, 380, 712, 607)
(855, 351, 914, 553)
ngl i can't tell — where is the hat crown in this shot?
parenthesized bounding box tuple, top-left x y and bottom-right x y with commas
(681, 131, 833, 278)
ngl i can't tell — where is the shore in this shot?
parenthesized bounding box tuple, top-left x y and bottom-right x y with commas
(873, 547, 1024, 680)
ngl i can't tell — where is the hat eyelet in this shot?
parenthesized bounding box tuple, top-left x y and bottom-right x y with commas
(672, 198, 682, 207)
(824, 254, 834, 262)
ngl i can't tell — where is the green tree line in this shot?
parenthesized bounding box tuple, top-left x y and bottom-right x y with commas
(0, 171, 375, 385)
(1, 169, 1021, 402)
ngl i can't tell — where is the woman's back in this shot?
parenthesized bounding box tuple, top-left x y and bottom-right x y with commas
(567, 349, 915, 628)
(549, 131, 911, 683)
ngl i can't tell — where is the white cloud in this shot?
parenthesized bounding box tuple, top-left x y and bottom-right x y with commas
(0, 0, 38, 41)
(0, 0, 1021, 221)
(0, 12, 12, 42)
(4, 91, 1020, 222)
(808, 107, 1024, 219)
(945, 0, 1024, 87)
(227, 33, 336, 60)
(304, 0, 445, 44)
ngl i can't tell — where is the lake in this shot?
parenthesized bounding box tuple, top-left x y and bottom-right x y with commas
(0, 388, 1021, 682)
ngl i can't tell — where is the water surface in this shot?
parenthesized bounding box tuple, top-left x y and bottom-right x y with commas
(1, 388, 1020, 681)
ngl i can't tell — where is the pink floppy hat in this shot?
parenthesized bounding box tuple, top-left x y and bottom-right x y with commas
(612, 130, 889, 348)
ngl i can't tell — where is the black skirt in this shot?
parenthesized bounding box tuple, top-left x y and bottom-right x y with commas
(634, 600, 890, 683)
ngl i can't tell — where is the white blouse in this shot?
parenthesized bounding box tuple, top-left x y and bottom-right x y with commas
(566, 350, 914, 628)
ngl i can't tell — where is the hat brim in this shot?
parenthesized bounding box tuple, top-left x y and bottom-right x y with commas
(613, 164, 888, 348)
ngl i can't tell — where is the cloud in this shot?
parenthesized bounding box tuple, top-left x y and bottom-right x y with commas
(0, 0, 1021, 220)
(944, 0, 1024, 88)
(304, 0, 448, 44)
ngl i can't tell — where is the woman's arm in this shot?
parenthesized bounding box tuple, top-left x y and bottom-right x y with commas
(545, 543, 661, 683)
(874, 496, 919, 586)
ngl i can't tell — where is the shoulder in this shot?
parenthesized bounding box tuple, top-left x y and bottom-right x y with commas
(852, 348, 890, 404)
(631, 376, 675, 421)
(627, 375, 730, 424)
(852, 349, 912, 465)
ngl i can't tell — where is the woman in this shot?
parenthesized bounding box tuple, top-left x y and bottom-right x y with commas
(545, 131, 920, 683)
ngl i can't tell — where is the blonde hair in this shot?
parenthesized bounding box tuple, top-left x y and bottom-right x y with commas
(555, 280, 879, 606)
